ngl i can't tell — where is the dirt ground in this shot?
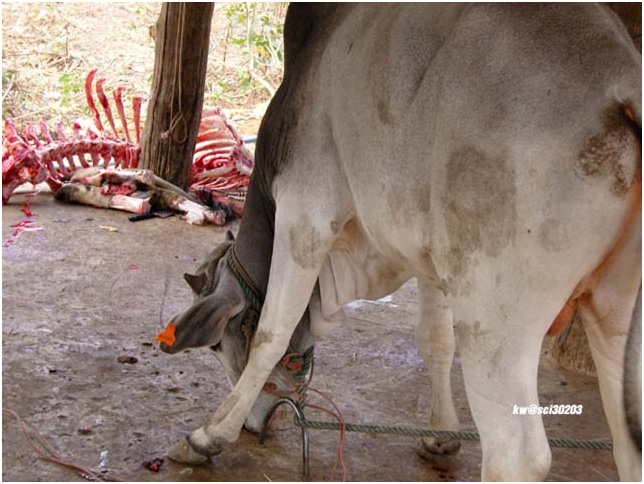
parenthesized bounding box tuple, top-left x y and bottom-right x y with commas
(2, 191, 619, 482)
(2, 2, 282, 135)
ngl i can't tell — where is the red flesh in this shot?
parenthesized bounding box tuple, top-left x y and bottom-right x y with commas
(2, 70, 254, 219)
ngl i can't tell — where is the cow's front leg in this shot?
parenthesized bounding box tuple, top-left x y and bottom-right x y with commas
(415, 279, 460, 458)
(169, 205, 336, 463)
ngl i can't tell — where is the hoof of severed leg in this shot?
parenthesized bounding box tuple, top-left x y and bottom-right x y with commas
(417, 436, 461, 459)
(167, 436, 210, 465)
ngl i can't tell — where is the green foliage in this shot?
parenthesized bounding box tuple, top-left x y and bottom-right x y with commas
(211, 2, 286, 104)
(3, 68, 15, 88)
(58, 71, 83, 111)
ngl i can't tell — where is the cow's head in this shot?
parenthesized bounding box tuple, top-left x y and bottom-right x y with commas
(158, 230, 312, 432)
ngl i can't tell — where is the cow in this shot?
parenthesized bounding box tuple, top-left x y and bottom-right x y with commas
(157, 4, 641, 481)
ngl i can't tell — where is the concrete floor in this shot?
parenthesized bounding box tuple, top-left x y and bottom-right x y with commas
(2, 191, 619, 481)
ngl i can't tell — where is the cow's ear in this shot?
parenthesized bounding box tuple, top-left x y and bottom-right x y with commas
(184, 272, 207, 294)
(226, 230, 235, 242)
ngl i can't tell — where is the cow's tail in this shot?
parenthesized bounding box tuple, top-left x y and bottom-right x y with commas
(624, 283, 642, 452)
(623, 98, 641, 453)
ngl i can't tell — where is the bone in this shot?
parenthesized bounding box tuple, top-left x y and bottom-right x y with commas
(96, 77, 119, 138)
(196, 128, 235, 143)
(64, 152, 78, 173)
(84, 69, 105, 134)
(41, 153, 60, 179)
(71, 122, 81, 140)
(53, 141, 78, 173)
(194, 166, 235, 180)
(71, 171, 104, 187)
(70, 167, 156, 189)
(232, 145, 254, 176)
(89, 151, 101, 167)
(132, 96, 142, 145)
(156, 188, 225, 226)
(54, 183, 151, 214)
(71, 123, 90, 168)
(4, 118, 18, 138)
(113, 86, 132, 143)
(194, 139, 237, 153)
(39, 120, 53, 144)
(193, 152, 231, 169)
(55, 121, 68, 142)
(45, 177, 63, 193)
(53, 127, 68, 176)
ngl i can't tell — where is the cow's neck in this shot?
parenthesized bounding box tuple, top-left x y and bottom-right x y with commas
(234, 178, 275, 299)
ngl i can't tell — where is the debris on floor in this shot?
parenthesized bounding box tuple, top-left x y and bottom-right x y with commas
(143, 457, 164, 472)
(2, 194, 43, 249)
(116, 356, 138, 365)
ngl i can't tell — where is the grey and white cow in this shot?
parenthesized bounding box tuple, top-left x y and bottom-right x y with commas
(158, 4, 641, 480)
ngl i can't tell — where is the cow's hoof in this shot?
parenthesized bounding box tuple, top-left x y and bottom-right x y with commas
(417, 436, 461, 459)
(167, 436, 210, 465)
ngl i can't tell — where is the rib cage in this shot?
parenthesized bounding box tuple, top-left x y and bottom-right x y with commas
(2, 70, 254, 217)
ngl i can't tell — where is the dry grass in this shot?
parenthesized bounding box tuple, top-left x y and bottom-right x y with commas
(2, 2, 287, 135)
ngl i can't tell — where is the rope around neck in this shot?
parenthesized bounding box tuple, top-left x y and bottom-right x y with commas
(226, 244, 263, 313)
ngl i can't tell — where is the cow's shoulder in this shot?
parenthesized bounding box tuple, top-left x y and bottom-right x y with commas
(283, 4, 350, 73)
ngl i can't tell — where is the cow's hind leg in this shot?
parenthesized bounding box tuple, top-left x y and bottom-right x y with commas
(168, 194, 344, 463)
(415, 279, 461, 458)
(454, 297, 554, 481)
(578, 221, 641, 481)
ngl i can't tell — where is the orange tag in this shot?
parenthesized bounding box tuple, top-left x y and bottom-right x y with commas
(156, 324, 177, 346)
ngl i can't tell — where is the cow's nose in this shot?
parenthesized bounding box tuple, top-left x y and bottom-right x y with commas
(156, 322, 178, 352)
(159, 342, 176, 354)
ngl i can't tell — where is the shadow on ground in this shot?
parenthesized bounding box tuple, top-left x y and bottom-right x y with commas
(2, 192, 618, 481)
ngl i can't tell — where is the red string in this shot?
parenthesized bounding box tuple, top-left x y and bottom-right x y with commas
(262, 355, 348, 481)
(307, 390, 348, 482)
(3, 407, 124, 481)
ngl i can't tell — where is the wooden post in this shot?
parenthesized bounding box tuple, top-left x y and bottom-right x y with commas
(140, 2, 214, 189)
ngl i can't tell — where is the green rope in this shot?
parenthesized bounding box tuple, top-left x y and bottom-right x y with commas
(294, 418, 613, 451)
(226, 244, 313, 379)
(226, 245, 263, 313)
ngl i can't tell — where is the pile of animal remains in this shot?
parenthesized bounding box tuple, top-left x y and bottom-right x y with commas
(2, 70, 254, 226)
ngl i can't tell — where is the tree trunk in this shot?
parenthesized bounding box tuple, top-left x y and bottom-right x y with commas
(140, 2, 214, 189)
